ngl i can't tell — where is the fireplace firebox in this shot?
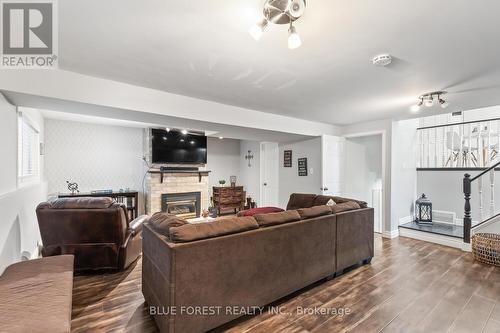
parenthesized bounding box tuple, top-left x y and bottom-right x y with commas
(161, 192, 201, 219)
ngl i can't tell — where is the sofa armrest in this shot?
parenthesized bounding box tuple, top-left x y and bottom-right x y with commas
(122, 215, 148, 249)
(129, 215, 148, 236)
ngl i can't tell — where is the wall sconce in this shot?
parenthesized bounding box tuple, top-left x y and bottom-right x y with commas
(245, 150, 254, 167)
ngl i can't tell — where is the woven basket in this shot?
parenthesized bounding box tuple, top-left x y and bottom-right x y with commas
(472, 233, 500, 266)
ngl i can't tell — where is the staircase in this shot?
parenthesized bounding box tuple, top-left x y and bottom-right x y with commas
(463, 160, 500, 245)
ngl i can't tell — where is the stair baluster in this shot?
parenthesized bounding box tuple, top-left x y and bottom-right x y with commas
(478, 177, 483, 222)
(490, 169, 495, 217)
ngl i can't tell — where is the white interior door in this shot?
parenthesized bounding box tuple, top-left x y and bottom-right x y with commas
(260, 142, 279, 207)
(321, 135, 345, 196)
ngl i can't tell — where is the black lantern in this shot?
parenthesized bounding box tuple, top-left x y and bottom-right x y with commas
(415, 194, 432, 224)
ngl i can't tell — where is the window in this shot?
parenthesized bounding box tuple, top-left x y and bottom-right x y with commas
(18, 112, 40, 181)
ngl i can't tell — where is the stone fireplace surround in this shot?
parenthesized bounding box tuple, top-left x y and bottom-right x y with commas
(146, 171, 209, 215)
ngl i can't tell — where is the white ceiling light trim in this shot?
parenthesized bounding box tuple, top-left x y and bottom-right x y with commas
(249, 0, 306, 49)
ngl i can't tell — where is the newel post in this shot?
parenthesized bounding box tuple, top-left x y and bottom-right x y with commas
(463, 173, 472, 243)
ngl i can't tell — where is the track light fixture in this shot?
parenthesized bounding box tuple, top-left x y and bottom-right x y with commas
(249, 0, 306, 49)
(410, 91, 449, 112)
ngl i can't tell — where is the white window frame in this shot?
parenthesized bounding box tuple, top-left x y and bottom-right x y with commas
(17, 110, 40, 185)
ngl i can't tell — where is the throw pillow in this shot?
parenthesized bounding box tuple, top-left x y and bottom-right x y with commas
(237, 207, 284, 217)
(169, 216, 259, 242)
(297, 205, 332, 219)
(148, 212, 187, 239)
(326, 198, 336, 206)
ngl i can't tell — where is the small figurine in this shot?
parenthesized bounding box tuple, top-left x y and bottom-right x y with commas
(66, 180, 80, 195)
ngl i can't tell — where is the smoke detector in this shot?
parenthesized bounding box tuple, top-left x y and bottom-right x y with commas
(372, 54, 392, 67)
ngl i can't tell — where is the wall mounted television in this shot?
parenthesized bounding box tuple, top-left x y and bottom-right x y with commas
(151, 128, 207, 164)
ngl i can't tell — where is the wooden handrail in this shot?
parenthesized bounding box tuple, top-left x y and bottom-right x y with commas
(470, 159, 500, 182)
(471, 212, 500, 231)
(417, 116, 500, 131)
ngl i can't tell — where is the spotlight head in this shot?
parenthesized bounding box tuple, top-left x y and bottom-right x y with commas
(439, 98, 450, 109)
(249, 18, 268, 41)
(424, 97, 434, 107)
(288, 25, 302, 49)
(410, 104, 421, 113)
(181, 129, 188, 135)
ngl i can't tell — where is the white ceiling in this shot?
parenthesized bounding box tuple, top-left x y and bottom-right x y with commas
(58, 0, 500, 125)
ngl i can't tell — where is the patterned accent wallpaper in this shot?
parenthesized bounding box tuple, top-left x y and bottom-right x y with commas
(44, 119, 146, 199)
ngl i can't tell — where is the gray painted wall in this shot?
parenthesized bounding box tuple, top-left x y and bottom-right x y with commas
(45, 119, 145, 196)
(417, 169, 500, 224)
(239, 140, 261, 205)
(206, 137, 241, 198)
(278, 137, 322, 209)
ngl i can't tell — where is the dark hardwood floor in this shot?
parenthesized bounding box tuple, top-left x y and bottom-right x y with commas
(72, 236, 500, 333)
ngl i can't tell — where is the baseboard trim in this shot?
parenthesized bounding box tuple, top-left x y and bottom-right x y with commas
(398, 215, 413, 225)
(382, 229, 399, 239)
(399, 227, 469, 251)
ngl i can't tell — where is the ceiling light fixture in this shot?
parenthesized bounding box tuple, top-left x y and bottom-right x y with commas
(410, 91, 449, 112)
(249, 0, 306, 49)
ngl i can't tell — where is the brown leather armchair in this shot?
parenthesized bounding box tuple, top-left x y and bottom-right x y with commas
(36, 197, 148, 272)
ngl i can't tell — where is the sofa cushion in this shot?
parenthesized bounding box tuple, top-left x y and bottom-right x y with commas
(237, 207, 284, 217)
(297, 205, 332, 219)
(314, 195, 367, 208)
(286, 193, 317, 210)
(169, 216, 259, 243)
(331, 201, 361, 214)
(42, 197, 115, 209)
(333, 196, 367, 208)
(254, 210, 301, 227)
(148, 212, 187, 239)
(0, 255, 74, 333)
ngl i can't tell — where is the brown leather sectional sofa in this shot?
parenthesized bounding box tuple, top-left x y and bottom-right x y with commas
(142, 193, 374, 333)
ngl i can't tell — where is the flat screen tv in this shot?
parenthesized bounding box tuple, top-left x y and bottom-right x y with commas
(151, 128, 207, 164)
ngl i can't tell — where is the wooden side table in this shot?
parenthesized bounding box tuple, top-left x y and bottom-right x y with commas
(212, 186, 245, 215)
(58, 191, 139, 220)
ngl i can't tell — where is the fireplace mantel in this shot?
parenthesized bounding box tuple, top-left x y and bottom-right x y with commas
(148, 170, 211, 183)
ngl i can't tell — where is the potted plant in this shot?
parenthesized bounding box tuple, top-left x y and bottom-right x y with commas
(219, 179, 226, 187)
